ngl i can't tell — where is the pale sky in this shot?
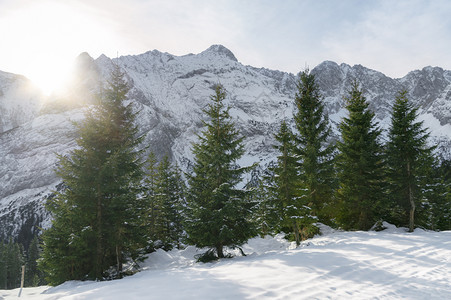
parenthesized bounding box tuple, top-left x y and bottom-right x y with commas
(1, 0, 450, 93)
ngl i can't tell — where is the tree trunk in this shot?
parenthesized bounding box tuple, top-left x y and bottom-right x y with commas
(216, 244, 224, 258)
(359, 210, 368, 231)
(408, 184, 415, 232)
(407, 161, 415, 233)
(116, 244, 122, 277)
(96, 187, 103, 279)
(293, 220, 300, 247)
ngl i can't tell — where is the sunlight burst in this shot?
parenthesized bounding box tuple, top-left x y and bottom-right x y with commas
(0, 1, 114, 95)
(27, 58, 73, 96)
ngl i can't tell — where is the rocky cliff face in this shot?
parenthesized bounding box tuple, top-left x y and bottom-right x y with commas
(1, 45, 450, 245)
(0, 71, 43, 133)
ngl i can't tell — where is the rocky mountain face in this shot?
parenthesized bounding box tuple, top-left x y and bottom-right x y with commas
(1, 45, 450, 246)
(0, 71, 43, 133)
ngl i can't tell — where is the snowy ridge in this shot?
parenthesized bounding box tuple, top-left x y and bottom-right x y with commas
(1, 45, 451, 245)
(2, 225, 450, 299)
(0, 70, 43, 133)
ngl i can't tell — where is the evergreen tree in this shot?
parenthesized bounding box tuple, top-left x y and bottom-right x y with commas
(425, 159, 450, 230)
(40, 63, 146, 285)
(148, 155, 186, 250)
(144, 151, 159, 250)
(0, 241, 7, 289)
(293, 70, 335, 222)
(185, 85, 255, 259)
(170, 162, 187, 247)
(25, 236, 43, 287)
(336, 82, 385, 230)
(5, 240, 24, 289)
(251, 164, 281, 236)
(434, 159, 451, 230)
(386, 90, 436, 232)
(441, 159, 451, 230)
(269, 120, 311, 245)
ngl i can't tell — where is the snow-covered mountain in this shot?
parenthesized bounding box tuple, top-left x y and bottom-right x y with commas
(0, 70, 43, 133)
(1, 45, 451, 245)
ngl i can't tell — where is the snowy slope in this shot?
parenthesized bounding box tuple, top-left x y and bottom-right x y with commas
(2, 225, 450, 299)
(1, 45, 451, 246)
(0, 70, 43, 133)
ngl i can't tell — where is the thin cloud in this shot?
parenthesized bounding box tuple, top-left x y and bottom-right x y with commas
(322, 0, 451, 77)
(0, 0, 450, 80)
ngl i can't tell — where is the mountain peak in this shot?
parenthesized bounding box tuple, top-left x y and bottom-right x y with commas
(201, 44, 238, 62)
(74, 52, 95, 69)
(315, 60, 340, 70)
(76, 52, 93, 60)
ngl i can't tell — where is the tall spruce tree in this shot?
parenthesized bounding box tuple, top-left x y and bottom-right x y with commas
(147, 155, 186, 250)
(336, 82, 385, 230)
(293, 70, 335, 222)
(0, 241, 7, 289)
(25, 236, 43, 287)
(144, 151, 159, 250)
(2, 240, 24, 289)
(431, 159, 451, 230)
(40, 63, 146, 285)
(185, 85, 255, 260)
(425, 160, 450, 230)
(252, 176, 278, 236)
(386, 90, 435, 232)
(269, 120, 311, 245)
(169, 162, 187, 248)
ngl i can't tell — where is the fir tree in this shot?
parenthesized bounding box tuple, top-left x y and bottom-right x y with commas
(386, 90, 436, 232)
(269, 120, 311, 245)
(0, 241, 7, 289)
(25, 236, 43, 287)
(251, 163, 283, 237)
(425, 159, 450, 230)
(293, 70, 335, 222)
(3, 240, 24, 289)
(185, 85, 255, 259)
(435, 159, 451, 230)
(40, 63, 146, 285)
(147, 155, 186, 250)
(144, 151, 159, 250)
(336, 82, 385, 230)
(170, 162, 187, 248)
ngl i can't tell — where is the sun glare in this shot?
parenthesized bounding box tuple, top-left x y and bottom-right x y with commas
(0, 1, 116, 96)
(27, 58, 73, 96)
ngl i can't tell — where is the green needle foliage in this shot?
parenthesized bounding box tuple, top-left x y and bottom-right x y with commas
(271, 120, 312, 245)
(185, 85, 256, 260)
(336, 82, 385, 230)
(293, 70, 336, 223)
(386, 90, 436, 232)
(25, 236, 44, 287)
(0, 239, 25, 289)
(427, 159, 451, 231)
(40, 63, 147, 285)
(144, 154, 186, 250)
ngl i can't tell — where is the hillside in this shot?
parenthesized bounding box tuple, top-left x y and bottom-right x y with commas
(2, 224, 450, 299)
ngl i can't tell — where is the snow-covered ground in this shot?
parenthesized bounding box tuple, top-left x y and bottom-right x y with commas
(2, 223, 450, 299)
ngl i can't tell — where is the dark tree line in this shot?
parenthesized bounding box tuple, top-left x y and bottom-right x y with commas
(33, 66, 450, 287)
(0, 236, 44, 289)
